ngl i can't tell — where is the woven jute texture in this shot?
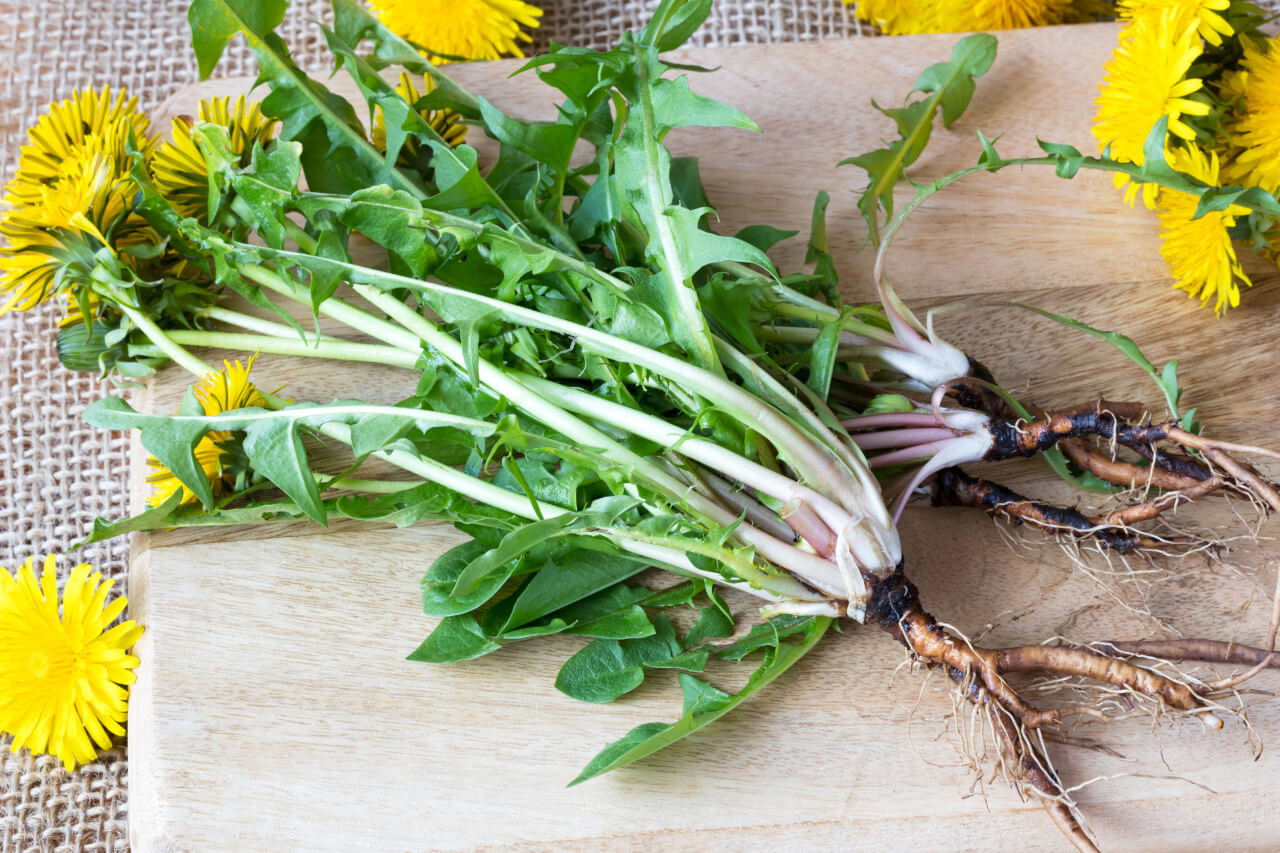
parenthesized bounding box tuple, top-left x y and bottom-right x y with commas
(0, 1, 862, 850)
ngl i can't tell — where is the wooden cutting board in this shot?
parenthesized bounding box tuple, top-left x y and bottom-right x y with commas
(127, 22, 1280, 852)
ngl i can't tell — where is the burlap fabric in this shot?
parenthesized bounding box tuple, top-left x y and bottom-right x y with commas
(0, 1, 864, 849)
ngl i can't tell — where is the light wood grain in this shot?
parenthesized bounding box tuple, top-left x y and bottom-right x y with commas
(128, 22, 1280, 852)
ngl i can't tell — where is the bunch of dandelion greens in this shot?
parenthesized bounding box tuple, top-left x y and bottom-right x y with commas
(5, 0, 1280, 848)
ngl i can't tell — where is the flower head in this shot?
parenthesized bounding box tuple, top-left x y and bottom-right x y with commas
(1093, 13, 1210, 208)
(1118, 0, 1234, 46)
(935, 0, 1081, 31)
(845, 0, 936, 34)
(147, 358, 268, 506)
(152, 96, 279, 220)
(0, 88, 156, 316)
(372, 73, 468, 166)
(368, 0, 542, 62)
(1157, 146, 1252, 313)
(0, 555, 143, 771)
(0, 220, 72, 315)
(847, 0, 1084, 34)
(1224, 36, 1280, 192)
(5, 88, 152, 212)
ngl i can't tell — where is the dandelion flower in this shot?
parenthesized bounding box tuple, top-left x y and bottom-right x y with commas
(1157, 146, 1251, 313)
(845, 0, 936, 35)
(1225, 36, 1280, 192)
(152, 96, 279, 220)
(27, 140, 128, 243)
(372, 73, 468, 167)
(5, 88, 152, 213)
(0, 88, 155, 315)
(0, 219, 71, 315)
(1118, 0, 1234, 46)
(0, 144, 131, 314)
(1093, 14, 1210, 208)
(368, 0, 542, 63)
(0, 555, 143, 771)
(147, 358, 268, 506)
(934, 0, 1081, 31)
(847, 0, 1083, 34)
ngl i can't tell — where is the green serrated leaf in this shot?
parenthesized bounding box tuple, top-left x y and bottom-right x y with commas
(408, 615, 502, 663)
(555, 638, 646, 703)
(187, 0, 287, 79)
(74, 491, 186, 548)
(422, 538, 520, 617)
(650, 75, 758, 133)
(913, 33, 997, 126)
(642, 0, 714, 52)
(841, 32, 997, 245)
(498, 549, 649, 633)
(734, 224, 798, 253)
(569, 616, 830, 785)
(83, 395, 217, 508)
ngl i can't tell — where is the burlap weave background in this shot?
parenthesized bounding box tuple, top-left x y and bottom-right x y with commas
(0, 1, 868, 849)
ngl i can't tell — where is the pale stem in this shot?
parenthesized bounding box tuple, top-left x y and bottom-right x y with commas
(851, 428, 958, 451)
(781, 500, 837, 559)
(696, 469, 799, 544)
(319, 476, 427, 494)
(866, 443, 946, 470)
(341, 285, 849, 594)
(199, 306, 332, 341)
(843, 412, 945, 430)
(319, 422, 564, 521)
(246, 244, 856, 513)
(166, 330, 421, 369)
(114, 302, 213, 376)
(520, 375, 855, 538)
(237, 264, 423, 353)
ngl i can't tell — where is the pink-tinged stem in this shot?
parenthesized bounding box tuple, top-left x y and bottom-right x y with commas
(781, 501, 837, 558)
(841, 412, 945, 430)
(889, 435, 994, 523)
(868, 442, 947, 470)
(851, 428, 956, 451)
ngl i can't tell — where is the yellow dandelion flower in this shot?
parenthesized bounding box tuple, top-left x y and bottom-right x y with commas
(0, 88, 157, 315)
(845, 0, 937, 35)
(1093, 13, 1210, 209)
(151, 96, 279, 220)
(1224, 36, 1280, 192)
(372, 73, 468, 165)
(934, 0, 1081, 31)
(1118, 0, 1233, 47)
(368, 0, 542, 63)
(1157, 146, 1251, 313)
(0, 218, 69, 315)
(28, 139, 132, 245)
(147, 357, 268, 507)
(6, 88, 153, 212)
(846, 0, 1085, 34)
(0, 555, 143, 771)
